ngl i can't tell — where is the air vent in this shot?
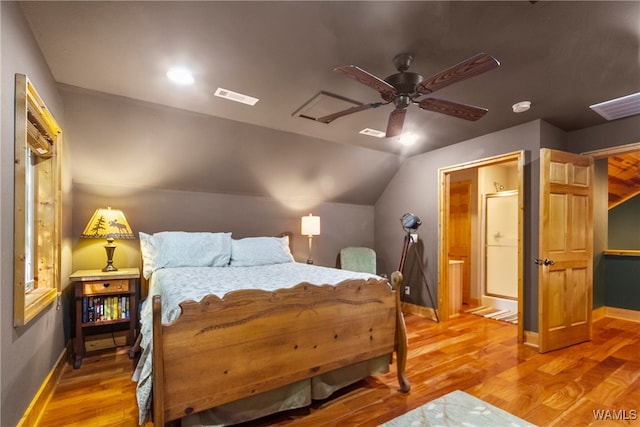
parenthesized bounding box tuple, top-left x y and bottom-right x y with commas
(590, 92, 640, 121)
(293, 91, 361, 121)
(214, 88, 259, 106)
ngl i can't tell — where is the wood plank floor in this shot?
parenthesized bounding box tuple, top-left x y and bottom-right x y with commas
(38, 313, 640, 426)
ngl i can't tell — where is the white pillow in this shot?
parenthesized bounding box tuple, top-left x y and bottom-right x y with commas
(139, 232, 158, 279)
(139, 231, 232, 278)
(230, 236, 294, 267)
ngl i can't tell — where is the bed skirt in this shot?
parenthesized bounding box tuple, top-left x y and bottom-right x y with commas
(181, 354, 391, 426)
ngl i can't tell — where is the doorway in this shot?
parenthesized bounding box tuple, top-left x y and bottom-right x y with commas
(438, 151, 524, 343)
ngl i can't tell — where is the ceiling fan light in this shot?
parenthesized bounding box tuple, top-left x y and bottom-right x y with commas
(512, 101, 531, 113)
(399, 132, 419, 146)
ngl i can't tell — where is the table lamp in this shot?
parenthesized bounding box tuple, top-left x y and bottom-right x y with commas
(81, 206, 135, 272)
(301, 213, 320, 264)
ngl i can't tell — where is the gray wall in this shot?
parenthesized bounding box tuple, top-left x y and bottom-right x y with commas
(71, 183, 375, 273)
(592, 158, 609, 309)
(0, 3, 73, 425)
(568, 115, 640, 311)
(59, 84, 402, 207)
(374, 120, 555, 331)
(608, 194, 640, 249)
(374, 115, 640, 333)
(568, 115, 640, 152)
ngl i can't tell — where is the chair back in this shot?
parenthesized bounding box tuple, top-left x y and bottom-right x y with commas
(338, 247, 376, 274)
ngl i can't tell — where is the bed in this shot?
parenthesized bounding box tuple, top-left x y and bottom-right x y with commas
(132, 231, 409, 426)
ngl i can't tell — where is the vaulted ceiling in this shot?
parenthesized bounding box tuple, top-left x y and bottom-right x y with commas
(17, 1, 640, 206)
(20, 1, 639, 156)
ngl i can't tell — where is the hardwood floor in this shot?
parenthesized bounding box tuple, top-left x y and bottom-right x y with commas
(38, 314, 640, 426)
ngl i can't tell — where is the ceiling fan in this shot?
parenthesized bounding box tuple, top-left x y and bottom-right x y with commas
(317, 53, 500, 138)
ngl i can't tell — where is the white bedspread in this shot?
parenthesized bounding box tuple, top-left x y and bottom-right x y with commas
(132, 262, 379, 424)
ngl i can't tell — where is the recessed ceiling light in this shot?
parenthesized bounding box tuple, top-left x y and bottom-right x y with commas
(512, 101, 531, 113)
(359, 128, 385, 138)
(214, 88, 259, 106)
(166, 67, 194, 85)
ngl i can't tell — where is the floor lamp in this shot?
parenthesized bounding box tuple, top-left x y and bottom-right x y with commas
(397, 213, 439, 322)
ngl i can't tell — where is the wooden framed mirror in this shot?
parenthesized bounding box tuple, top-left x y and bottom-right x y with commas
(14, 74, 62, 326)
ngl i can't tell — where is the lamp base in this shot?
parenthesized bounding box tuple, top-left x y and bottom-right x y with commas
(102, 263, 118, 272)
(103, 242, 118, 272)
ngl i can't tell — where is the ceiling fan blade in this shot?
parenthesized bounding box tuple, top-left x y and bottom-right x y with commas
(386, 108, 406, 138)
(315, 102, 386, 124)
(335, 65, 397, 99)
(416, 53, 500, 95)
(418, 98, 488, 121)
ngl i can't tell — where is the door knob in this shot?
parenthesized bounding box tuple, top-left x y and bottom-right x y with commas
(534, 258, 555, 266)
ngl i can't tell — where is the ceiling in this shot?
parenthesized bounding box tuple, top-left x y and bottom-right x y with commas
(609, 152, 640, 209)
(19, 1, 640, 157)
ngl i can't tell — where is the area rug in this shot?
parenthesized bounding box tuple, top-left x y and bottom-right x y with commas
(465, 306, 518, 324)
(379, 390, 535, 426)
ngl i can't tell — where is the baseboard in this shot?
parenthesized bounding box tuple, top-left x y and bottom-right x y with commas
(17, 342, 70, 427)
(523, 330, 539, 349)
(604, 306, 640, 322)
(593, 306, 607, 322)
(401, 302, 438, 321)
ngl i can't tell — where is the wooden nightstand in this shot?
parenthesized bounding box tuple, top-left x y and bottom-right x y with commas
(70, 268, 140, 369)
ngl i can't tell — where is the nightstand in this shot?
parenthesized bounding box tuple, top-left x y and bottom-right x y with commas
(70, 268, 140, 369)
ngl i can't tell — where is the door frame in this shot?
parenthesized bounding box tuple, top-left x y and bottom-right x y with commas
(438, 150, 525, 343)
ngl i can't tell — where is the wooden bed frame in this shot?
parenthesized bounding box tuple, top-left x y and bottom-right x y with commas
(151, 271, 410, 426)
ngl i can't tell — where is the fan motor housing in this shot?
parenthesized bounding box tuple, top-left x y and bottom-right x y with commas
(383, 72, 423, 100)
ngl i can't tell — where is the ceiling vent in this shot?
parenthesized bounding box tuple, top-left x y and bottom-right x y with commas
(214, 88, 259, 106)
(590, 92, 640, 121)
(293, 91, 361, 121)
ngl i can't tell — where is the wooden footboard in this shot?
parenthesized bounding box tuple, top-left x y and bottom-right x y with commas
(152, 271, 409, 425)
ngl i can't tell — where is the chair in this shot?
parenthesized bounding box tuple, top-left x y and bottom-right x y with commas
(337, 247, 377, 275)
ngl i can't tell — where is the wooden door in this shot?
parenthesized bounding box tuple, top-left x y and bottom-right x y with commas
(538, 148, 593, 353)
(449, 181, 471, 305)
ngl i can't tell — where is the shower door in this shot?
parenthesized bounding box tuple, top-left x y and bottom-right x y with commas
(483, 190, 518, 299)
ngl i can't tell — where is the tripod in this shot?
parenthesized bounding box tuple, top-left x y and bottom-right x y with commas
(397, 232, 439, 323)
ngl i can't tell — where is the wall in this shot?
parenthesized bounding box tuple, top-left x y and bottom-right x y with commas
(375, 121, 541, 330)
(375, 120, 553, 332)
(375, 115, 640, 334)
(0, 3, 72, 426)
(59, 84, 402, 208)
(604, 255, 640, 311)
(609, 194, 640, 249)
(568, 116, 640, 311)
(592, 158, 608, 308)
(71, 183, 374, 273)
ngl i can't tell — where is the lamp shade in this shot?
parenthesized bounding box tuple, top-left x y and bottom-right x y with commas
(81, 207, 135, 240)
(301, 214, 320, 236)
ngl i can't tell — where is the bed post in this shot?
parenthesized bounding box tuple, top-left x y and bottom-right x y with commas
(152, 295, 166, 426)
(390, 271, 410, 392)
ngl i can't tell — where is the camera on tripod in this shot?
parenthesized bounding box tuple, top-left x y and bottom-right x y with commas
(397, 213, 438, 322)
